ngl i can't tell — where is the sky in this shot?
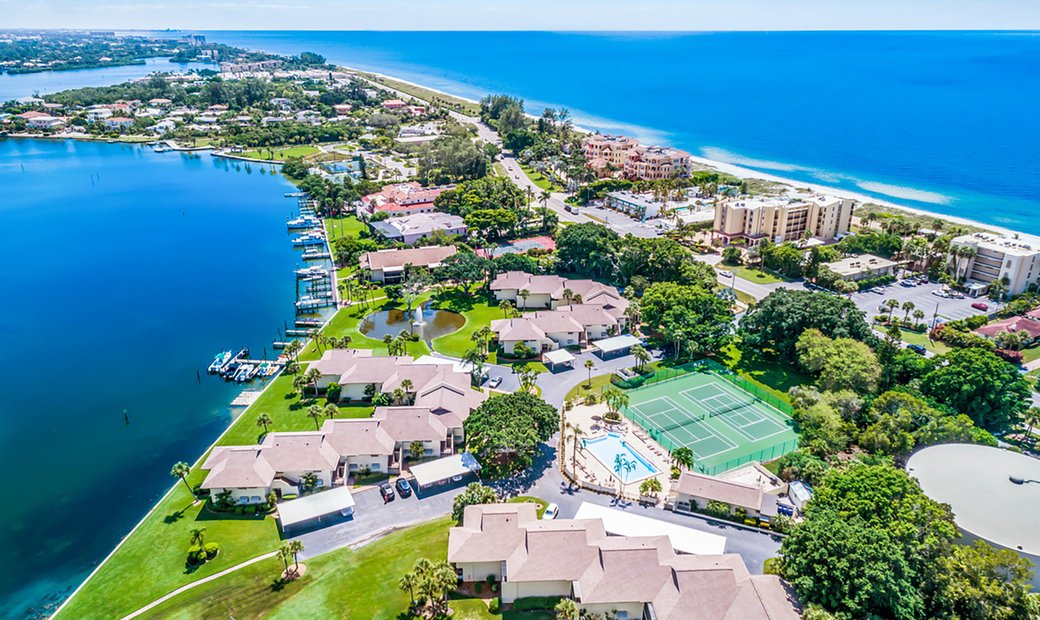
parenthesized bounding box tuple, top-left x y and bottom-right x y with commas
(3, 0, 1040, 31)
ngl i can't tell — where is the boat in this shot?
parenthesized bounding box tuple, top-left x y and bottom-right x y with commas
(234, 364, 256, 383)
(295, 265, 328, 278)
(292, 233, 326, 247)
(286, 216, 320, 230)
(255, 361, 271, 377)
(208, 350, 232, 373)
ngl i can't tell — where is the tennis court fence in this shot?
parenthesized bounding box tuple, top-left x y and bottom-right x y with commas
(613, 358, 793, 416)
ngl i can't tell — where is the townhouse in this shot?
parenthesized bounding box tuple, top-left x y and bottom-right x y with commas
(358, 245, 458, 282)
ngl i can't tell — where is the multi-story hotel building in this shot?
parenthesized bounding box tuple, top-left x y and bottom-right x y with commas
(948, 233, 1040, 296)
(581, 135, 691, 180)
(712, 194, 854, 246)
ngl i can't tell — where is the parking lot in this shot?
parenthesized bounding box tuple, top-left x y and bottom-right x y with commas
(849, 279, 1001, 325)
(580, 206, 672, 238)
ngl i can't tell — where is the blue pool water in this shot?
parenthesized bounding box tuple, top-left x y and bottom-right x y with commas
(0, 139, 301, 619)
(583, 433, 659, 482)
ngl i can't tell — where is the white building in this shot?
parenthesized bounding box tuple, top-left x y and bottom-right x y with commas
(948, 233, 1040, 296)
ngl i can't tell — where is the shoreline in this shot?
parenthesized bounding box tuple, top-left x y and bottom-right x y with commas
(345, 63, 1040, 245)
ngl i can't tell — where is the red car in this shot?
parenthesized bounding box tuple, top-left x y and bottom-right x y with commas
(971, 302, 989, 311)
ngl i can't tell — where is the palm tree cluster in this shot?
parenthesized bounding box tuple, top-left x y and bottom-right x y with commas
(602, 386, 630, 421)
(398, 557, 458, 617)
(383, 330, 413, 356)
(278, 540, 305, 580)
(564, 421, 585, 473)
(293, 367, 322, 397)
(314, 333, 351, 354)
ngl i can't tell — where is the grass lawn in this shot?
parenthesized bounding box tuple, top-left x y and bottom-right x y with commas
(240, 145, 320, 161)
(519, 163, 562, 192)
(566, 372, 616, 401)
(431, 294, 502, 360)
(324, 214, 368, 243)
(718, 263, 789, 285)
(719, 343, 811, 404)
(508, 496, 549, 518)
(898, 328, 951, 355)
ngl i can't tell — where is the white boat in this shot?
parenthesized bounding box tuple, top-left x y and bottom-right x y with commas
(286, 216, 320, 230)
(292, 232, 326, 246)
(235, 364, 256, 383)
(207, 350, 232, 374)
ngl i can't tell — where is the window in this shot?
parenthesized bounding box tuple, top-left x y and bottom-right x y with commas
(371, 463, 381, 471)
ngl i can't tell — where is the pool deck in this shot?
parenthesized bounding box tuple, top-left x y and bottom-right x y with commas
(564, 403, 673, 500)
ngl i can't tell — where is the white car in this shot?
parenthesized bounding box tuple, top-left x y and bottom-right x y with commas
(488, 376, 503, 388)
(542, 502, 559, 520)
(718, 270, 733, 278)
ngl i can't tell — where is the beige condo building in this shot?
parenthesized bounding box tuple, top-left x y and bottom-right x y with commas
(712, 194, 854, 246)
(948, 233, 1040, 296)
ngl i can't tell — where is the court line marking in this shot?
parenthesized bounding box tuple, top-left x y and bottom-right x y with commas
(628, 396, 737, 460)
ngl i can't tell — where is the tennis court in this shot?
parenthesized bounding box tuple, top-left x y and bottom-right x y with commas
(623, 368, 798, 475)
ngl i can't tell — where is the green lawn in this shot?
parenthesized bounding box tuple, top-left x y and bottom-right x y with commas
(240, 145, 319, 161)
(324, 215, 368, 242)
(1019, 345, 1040, 364)
(566, 372, 616, 401)
(431, 294, 503, 360)
(898, 328, 951, 355)
(519, 163, 562, 192)
(719, 343, 811, 404)
(717, 263, 789, 285)
(508, 496, 549, 518)
(297, 300, 432, 362)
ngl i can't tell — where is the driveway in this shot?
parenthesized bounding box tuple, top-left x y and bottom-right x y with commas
(291, 482, 463, 559)
(849, 280, 999, 325)
(580, 206, 669, 238)
(536, 347, 665, 408)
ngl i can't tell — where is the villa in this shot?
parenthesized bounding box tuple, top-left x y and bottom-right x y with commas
(491, 305, 623, 355)
(103, 117, 135, 131)
(200, 350, 487, 502)
(448, 503, 799, 619)
(358, 181, 453, 218)
(369, 211, 467, 244)
(672, 471, 780, 524)
(490, 271, 628, 314)
(581, 134, 691, 180)
(358, 245, 458, 282)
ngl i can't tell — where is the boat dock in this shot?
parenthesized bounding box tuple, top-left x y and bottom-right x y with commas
(285, 328, 316, 337)
(231, 390, 264, 407)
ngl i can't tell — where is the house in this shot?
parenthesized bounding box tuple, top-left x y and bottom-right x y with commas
(580, 134, 690, 180)
(382, 98, 407, 110)
(148, 98, 173, 107)
(358, 181, 453, 218)
(26, 115, 65, 130)
(490, 272, 627, 313)
(148, 120, 177, 135)
(358, 245, 457, 282)
(975, 315, 1040, 344)
(822, 253, 898, 282)
(85, 108, 113, 123)
(448, 504, 800, 619)
(270, 97, 293, 110)
(333, 103, 352, 116)
(200, 351, 488, 501)
(672, 471, 780, 523)
(948, 233, 1040, 297)
(491, 313, 586, 355)
(369, 212, 467, 244)
(103, 117, 135, 131)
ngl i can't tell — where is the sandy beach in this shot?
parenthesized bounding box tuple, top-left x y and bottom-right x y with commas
(347, 64, 1040, 246)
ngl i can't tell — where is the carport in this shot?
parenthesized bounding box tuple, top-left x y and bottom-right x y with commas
(542, 348, 575, 371)
(573, 502, 727, 555)
(277, 486, 356, 533)
(591, 334, 642, 359)
(410, 452, 481, 496)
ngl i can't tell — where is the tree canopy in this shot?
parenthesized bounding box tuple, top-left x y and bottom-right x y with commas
(463, 392, 557, 477)
(796, 328, 880, 394)
(919, 347, 1030, 432)
(740, 289, 873, 361)
(555, 223, 619, 280)
(639, 282, 733, 357)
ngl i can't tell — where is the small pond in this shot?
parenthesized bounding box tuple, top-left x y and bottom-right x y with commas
(358, 303, 464, 341)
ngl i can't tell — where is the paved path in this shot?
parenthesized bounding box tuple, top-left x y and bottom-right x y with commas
(121, 550, 278, 619)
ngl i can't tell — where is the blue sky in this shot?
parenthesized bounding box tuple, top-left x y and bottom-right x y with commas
(3, 0, 1039, 30)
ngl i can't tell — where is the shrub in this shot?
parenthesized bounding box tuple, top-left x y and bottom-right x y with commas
(204, 542, 220, 559)
(474, 581, 483, 594)
(995, 348, 1024, 365)
(771, 514, 795, 534)
(513, 596, 562, 611)
(705, 500, 731, 518)
(186, 544, 207, 566)
(488, 598, 501, 613)
(603, 410, 622, 424)
(763, 557, 782, 575)
(485, 574, 496, 585)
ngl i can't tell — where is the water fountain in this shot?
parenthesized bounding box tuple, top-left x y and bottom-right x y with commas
(412, 302, 425, 328)
(359, 302, 464, 342)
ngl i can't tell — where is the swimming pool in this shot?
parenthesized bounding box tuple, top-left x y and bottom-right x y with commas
(583, 433, 660, 482)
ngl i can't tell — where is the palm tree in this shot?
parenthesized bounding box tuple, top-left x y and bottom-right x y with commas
(631, 344, 650, 371)
(539, 189, 551, 211)
(603, 387, 629, 415)
(584, 359, 595, 387)
(562, 287, 575, 307)
(671, 447, 695, 471)
(518, 288, 531, 309)
(554, 598, 581, 620)
(399, 571, 417, 608)
(277, 544, 293, 578)
(901, 300, 916, 322)
(1023, 407, 1040, 442)
(323, 403, 338, 420)
(884, 298, 900, 321)
(189, 526, 206, 547)
(256, 413, 272, 435)
(383, 333, 394, 355)
(912, 309, 926, 327)
(566, 422, 585, 472)
(500, 300, 514, 319)
(287, 540, 304, 572)
(170, 461, 194, 498)
(307, 404, 324, 430)
(409, 440, 425, 460)
(400, 378, 414, 403)
(284, 340, 302, 360)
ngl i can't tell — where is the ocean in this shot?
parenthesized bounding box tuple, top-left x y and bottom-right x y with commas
(0, 139, 300, 618)
(196, 30, 1040, 233)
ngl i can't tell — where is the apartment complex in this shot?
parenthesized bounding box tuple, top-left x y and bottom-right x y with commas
(448, 503, 800, 619)
(358, 181, 454, 218)
(358, 245, 457, 282)
(712, 194, 854, 246)
(948, 233, 1040, 296)
(582, 134, 691, 180)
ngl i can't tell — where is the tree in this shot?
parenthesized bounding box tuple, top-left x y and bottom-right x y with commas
(189, 526, 206, 548)
(1023, 407, 1040, 441)
(277, 544, 293, 579)
(170, 461, 194, 498)
(721, 245, 742, 265)
(640, 282, 733, 358)
(323, 403, 338, 420)
(920, 348, 1030, 432)
(256, 413, 272, 435)
(399, 571, 418, 607)
(437, 251, 490, 291)
(451, 482, 500, 521)
(796, 328, 880, 394)
(630, 343, 650, 371)
(400, 557, 458, 617)
(602, 386, 629, 416)
(463, 392, 558, 477)
(286, 539, 304, 572)
(409, 440, 425, 461)
(639, 477, 663, 497)
(740, 289, 873, 362)
(670, 446, 695, 471)
(306, 404, 324, 430)
(584, 359, 595, 386)
(933, 540, 1038, 620)
(555, 222, 619, 279)
(565, 421, 585, 472)
(554, 598, 581, 620)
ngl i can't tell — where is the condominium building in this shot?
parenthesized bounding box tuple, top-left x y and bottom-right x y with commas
(948, 233, 1040, 296)
(712, 194, 854, 246)
(581, 134, 691, 180)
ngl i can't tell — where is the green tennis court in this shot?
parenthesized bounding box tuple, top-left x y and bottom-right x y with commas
(622, 369, 798, 475)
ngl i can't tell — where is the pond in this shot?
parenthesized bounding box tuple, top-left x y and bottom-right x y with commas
(359, 303, 464, 342)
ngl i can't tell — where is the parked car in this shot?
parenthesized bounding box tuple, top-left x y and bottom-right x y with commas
(718, 270, 733, 278)
(907, 344, 927, 355)
(900, 280, 916, 287)
(542, 503, 559, 520)
(488, 376, 503, 388)
(395, 477, 412, 498)
(971, 302, 989, 311)
(379, 483, 395, 503)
